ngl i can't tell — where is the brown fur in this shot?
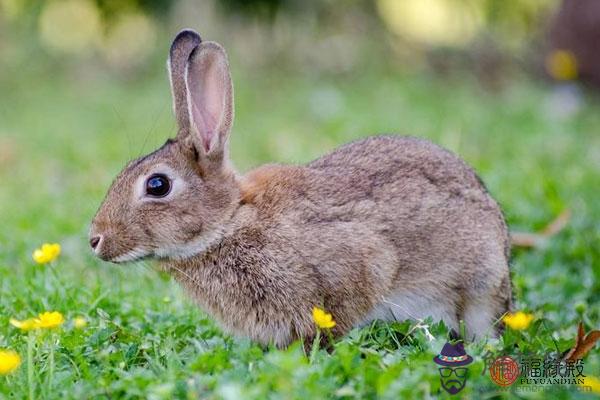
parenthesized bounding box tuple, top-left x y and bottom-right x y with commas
(90, 30, 512, 347)
(239, 165, 295, 205)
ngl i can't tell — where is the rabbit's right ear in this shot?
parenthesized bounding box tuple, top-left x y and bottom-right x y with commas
(168, 29, 201, 136)
(184, 42, 234, 157)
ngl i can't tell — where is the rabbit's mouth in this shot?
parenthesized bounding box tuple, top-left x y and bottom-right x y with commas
(89, 232, 151, 264)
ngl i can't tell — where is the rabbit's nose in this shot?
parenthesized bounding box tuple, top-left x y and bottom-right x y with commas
(89, 235, 102, 251)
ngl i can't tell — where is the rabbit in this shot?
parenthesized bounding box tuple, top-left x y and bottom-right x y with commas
(90, 29, 512, 347)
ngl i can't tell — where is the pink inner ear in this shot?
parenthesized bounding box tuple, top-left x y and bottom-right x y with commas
(190, 103, 216, 153)
(187, 52, 226, 153)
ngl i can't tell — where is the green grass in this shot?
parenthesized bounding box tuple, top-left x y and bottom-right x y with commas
(0, 57, 598, 399)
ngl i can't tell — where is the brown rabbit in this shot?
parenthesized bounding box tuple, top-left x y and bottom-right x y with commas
(90, 29, 512, 347)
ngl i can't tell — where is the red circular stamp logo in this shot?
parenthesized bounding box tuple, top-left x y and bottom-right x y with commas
(489, 356, 520, 386)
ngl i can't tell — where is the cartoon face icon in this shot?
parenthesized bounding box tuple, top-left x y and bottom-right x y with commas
(433, 341, 473, 395)
(438, 366, 468, 394)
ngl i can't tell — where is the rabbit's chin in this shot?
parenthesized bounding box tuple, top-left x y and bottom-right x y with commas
(108, 248, 152, 264)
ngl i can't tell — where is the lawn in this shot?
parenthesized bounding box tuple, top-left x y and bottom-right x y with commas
(0, 54, 598, 399)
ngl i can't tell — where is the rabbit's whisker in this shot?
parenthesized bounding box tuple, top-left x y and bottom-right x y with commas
(164, 264, 198, 286)
(381, 296, 419, 321)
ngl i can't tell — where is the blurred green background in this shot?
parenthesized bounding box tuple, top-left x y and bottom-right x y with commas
(0, 0, 599, 398)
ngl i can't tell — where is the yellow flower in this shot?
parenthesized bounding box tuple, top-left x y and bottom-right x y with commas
(546, 49, 578, 81)
(73, 317, 87, 329)
(37, 311, 65, 328)
(312, 306, 336, 329)
(10, 311, 65, 331)
(9, 318, 41, 331)
(503, 311, 534, 330)
(0, 350, 21, 375)
(580, 376, 600, 394)
(376, 0, 483, 46)
(32, 243, 61, 264)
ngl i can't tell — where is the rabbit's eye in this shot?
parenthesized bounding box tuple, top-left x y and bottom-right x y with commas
(145, 174, 171, 197)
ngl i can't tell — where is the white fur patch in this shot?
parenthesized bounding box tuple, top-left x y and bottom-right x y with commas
(462, 301, 496, 339)
(154, 228, 223, 260)
(360, 290, 458, 331)
(112, 247, 149, 263)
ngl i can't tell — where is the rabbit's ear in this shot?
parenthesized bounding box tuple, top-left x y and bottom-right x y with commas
(185, 42, 234, 156)
(168, 30, 201, 136)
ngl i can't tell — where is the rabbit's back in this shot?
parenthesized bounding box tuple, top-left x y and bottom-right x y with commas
(304, 135, 509, 262)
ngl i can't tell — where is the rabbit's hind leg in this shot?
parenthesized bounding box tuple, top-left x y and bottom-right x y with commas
(360, 289, 460, 333)
(462, 295, 505, 340)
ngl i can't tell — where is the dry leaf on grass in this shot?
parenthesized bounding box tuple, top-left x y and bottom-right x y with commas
(563, 322, 600, 362)
(511, 209, 571, 248)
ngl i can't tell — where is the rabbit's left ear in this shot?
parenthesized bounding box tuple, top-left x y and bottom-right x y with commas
(168, 29, 201, 137)
(185, 41, 234, 157)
